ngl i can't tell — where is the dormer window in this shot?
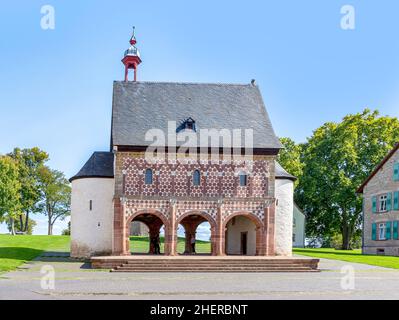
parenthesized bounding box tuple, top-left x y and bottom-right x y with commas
(177, 117, 197, 133)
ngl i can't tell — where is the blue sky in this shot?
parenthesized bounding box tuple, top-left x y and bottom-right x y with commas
(1, 0, 399, 234)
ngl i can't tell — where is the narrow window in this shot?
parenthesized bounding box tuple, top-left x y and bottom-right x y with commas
(193, 170, 201, 186)
(89, 200, 92, 211)
(145, 169, 153, 185)
(379, 195, 388, 212)
(239, 172, 248, 186)
(379, 223, 386, 240)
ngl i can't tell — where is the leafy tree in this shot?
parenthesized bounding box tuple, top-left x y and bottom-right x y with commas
(8, 148, 49, 233)
(6, 213, 37, 235)
(277, 137, 304, 186)
(37, 166, 71, 235)
(0, 156, 22, 235)
(296, 109, 399, 249)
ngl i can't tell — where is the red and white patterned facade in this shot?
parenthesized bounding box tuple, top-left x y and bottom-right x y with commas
(113, 152, 277, 256)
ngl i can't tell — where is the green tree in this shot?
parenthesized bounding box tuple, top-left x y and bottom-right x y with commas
(8, 148, 49, 233)
(37, 166, 71, 235)
(0, 156, 22, 235)
(297, 109, 399, 249)
(277, 137, 304, 186)
(6, 213, 37, 235)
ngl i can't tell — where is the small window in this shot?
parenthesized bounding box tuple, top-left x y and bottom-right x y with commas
(89, 200, 92, 211)
(377, 248, 385, 255)
(193, 170, 201, 186)
(379, 195, 388, 212)
(145, 169, 153, 185)
(379, 223, 386, 240)
(293, 234, 296, 242)
(293, 218, 296, 228)
(239, 172, 248, 186)
(177, 117, 197, 133)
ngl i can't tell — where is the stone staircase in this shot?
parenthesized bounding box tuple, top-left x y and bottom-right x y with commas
(91, 257, 320, 273)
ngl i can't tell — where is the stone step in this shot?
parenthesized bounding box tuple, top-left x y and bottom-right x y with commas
(112, 267, 318, 273)
(91, 257, 320, 271)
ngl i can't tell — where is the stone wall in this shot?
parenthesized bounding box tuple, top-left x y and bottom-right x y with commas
(70, 178, 114, 258)
(363, 148, 399, 256)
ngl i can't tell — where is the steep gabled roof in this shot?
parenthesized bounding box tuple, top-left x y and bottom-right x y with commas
(357, 142, 399, 193)
(111, 81, 282, 150)
(69, 152, 114, 182)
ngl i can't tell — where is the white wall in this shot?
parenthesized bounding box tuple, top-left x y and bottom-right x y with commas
(275, 179, 294, 256)
(70, 178, 114, 258)
(226, 216, 257, 256)
(293, 205, 305, 248)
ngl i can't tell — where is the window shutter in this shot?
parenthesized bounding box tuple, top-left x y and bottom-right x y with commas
(394, 192, 399, 211)
(387, 193, 392, 211)
(386, 221, 392, 240)
(394, 163, 399, 181)
(372, 223, 377, 240)
(372, 196, 377, 213)
(393, 221, 399, 240)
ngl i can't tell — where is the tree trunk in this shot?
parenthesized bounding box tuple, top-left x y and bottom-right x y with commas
(19, 214, 24, 233)
(24, 211, 30, 233)
(341, 224, 352, 250)
(9, 218, 15, 236)
(48, 221, 53, 235)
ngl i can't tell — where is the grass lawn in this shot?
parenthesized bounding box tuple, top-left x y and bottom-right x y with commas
(294, 248, 399, 269)
(130, 236, 211, 254)
(0, 235, 70, 273)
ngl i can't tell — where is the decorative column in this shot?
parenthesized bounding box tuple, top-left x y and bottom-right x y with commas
(165, 199, 177, 256)
(121, 198, 130, 256)
(112, 197, 124, 256)
(214, 200, 225, 256)
(263, 199, 276, 256)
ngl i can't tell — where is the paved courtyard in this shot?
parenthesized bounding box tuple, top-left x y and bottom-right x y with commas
(1, 254, 399, 300)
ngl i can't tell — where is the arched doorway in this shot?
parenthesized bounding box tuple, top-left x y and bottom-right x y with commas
(176, 212, 216, 255)
(127, 211, 168, 255)
(224, 213, 262, 256)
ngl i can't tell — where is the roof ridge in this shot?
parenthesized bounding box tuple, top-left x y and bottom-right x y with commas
(114, 80, 256, 87)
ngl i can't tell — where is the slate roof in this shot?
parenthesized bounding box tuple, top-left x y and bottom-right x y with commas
(69, 152, 114, 182)
(111, 81, 282, 150)
(357, 142, 399, 193)
(275, 162, 297, 181)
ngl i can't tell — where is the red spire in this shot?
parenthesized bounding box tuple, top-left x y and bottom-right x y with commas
(122, 27, 142, 82)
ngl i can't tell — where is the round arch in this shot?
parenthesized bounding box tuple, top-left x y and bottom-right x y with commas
(126, 209, 170, 255)
(176, 210, 216, 255)
(223, 211, 263, 256)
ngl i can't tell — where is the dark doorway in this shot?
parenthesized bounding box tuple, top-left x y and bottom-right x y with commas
(241, 232, 248, 255)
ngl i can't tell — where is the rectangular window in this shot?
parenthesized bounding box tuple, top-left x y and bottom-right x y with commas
(394, 163, 399, 181)
(394, 192, 399, 211)
(89, 200, 93, 211)
(379, 223, 386, 240)
(293, 234, 296, 242)
(379, 195, 388, 212)
(293, 218, 297, 228)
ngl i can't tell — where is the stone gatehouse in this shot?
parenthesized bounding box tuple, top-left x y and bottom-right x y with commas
(69, 31, 296, 258)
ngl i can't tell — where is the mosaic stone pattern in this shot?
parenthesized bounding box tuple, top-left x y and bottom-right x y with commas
(122, 157, 271, 199)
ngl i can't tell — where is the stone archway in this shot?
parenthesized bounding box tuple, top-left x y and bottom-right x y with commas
(223, 212, 263, 256)
(176, 211, 217, 255)
(126, 210, 170, 255)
